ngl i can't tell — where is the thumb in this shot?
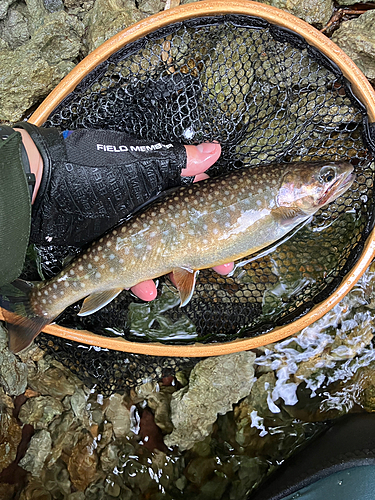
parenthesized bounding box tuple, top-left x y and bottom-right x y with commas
(182, 143, 221, 177)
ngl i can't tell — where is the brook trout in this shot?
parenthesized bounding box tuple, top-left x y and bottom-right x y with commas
(1, 161, 354, 353)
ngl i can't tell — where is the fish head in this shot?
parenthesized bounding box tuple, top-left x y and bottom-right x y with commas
(277, 161, 355, 215)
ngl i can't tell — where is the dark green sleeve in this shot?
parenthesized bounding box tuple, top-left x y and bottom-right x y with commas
(0, 130, 31, 286)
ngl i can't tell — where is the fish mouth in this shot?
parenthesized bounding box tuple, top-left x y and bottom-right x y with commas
(321, 168, 355, 206)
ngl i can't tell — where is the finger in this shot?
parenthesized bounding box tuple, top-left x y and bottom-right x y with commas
(131, 280, 158, 301)
(212, 262, 234, 275)
(193, 173, 210, 183)
(182, 143, 221, 177)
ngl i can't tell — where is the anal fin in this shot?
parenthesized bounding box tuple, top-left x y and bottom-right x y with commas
(172, 268, 198, 307)
(78, 288, 123, 316)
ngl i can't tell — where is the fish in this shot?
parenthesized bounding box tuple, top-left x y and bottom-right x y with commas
(1, 160, 355, 353)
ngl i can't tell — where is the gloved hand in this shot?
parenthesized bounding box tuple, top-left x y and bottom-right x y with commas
(16, 123, 201, 246)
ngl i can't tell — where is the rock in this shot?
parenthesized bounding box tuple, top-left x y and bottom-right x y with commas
(332, 10, 375, 80)
(0, 326, 28, 396)
(47, 412, 82, 467)
(43, 459, 71, 497)
(257, 0, 333, 27)
(0, 10, 84, 122)
(70, 387, 89, 420)
(138, 0, 164, 15)
(28, 366, 78, 400)
(234, 372, 278, 447)
(18, 478, 52, 500)
(83, 0, 146, 52)
(67, 432, 99, 491)
(100, 442, 119, 473)
(18, 395, 64, 429)
(63, 0, 94, 15)
(105, 393, 131, 438)
(0, 484, 16, 500)
(19, 429, 52, 476)
(0, 9, 30, 49)
(147, 387, 174, 434)
(43, 0, 64, 12)
(67, 493, 86, 500)
(164, 351, 256, 451)
(0, 0, 14, 20)
(0, 411, 22, 473)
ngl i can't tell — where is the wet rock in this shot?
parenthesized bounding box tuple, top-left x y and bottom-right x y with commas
(184, 456, 217, 488)
(100, 442, 119, 473)
(19, 478, 52, 500)
(0, 10, 84, 122)
(147, 386, 174, 434)
(70, 387, 89, 420)
(138, 0, 164, 15)
(19, 429, 52, 476)
(0, 0, 14, 20)
(47, 412, 82, 467)
(83, 0, 146, 52)
(63, 0, 95, 15)
(0, 386, 14, 413)
(28, 366, 78, 400)
(0, 9, 30, 49)
(0, 484, 16, 500)
(105, 393, 131, 438)
(43, 459, 72, 497)
(133, 380, 159, 402)
(96, 421, 113, 452)
(332, 10, 375, 80)
(258, 0, 333, 27)
(234, 372, 278, 447)
(67, 432, 99, 491)
(18, 395, 64, 429)
(43, 0, 64, 12)
(0, 325, 28, 396)
(165, 351, 256, 451)
(0, 411, 22, 473)
(67, 493, 85, 500)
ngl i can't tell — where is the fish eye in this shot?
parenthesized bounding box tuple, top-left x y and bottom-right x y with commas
(319, 167, 336, 184)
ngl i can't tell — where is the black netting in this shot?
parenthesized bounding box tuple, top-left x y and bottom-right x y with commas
(30, 14, 375, 390)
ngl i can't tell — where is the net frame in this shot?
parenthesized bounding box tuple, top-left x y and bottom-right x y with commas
(2, 0, 375, 357)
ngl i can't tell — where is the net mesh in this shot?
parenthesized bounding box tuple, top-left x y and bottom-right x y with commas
(30, 14, 375, 392)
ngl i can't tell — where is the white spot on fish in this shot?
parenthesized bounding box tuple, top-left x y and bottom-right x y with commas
(107, 241, 111, 247)
(94, 256, 99, 262)
(88, 264, 92, 269)
(109, 254, 115, 260)
(64, 282, 69, 288)
(78, 265, 84, 271)
(70, 270, 75, 276)
(110, 268, 114, 273)
(95, 272, 101, 279)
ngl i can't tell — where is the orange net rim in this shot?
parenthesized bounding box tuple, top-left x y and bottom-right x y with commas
(2, 0, 373, 357)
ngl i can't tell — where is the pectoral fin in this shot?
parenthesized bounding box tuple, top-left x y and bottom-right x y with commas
(78, 288, 123, 316)
(172, 268, 198, 307)
(271, 206, 307, 226)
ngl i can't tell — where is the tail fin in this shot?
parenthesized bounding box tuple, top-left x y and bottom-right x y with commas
(0, 279, 54, 353)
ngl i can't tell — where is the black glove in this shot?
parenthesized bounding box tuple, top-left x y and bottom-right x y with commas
(15, 123, 187, 247)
